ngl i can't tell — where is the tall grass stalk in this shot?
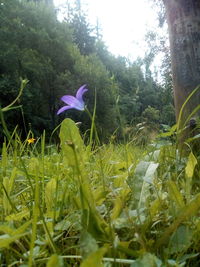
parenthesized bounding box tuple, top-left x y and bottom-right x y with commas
(176, 85, 200, 132)
(85, 89, 100, 148)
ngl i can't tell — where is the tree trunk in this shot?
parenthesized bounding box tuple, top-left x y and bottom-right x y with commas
(163, 0, 200, 139)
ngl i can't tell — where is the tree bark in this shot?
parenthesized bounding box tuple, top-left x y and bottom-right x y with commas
(163, 0, 200, 135)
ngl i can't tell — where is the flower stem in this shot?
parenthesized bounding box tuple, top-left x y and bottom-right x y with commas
(85, 107, 100, 148)
(0, 107, 11, 142)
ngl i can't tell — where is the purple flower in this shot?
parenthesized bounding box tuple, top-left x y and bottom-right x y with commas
(57, 84, 88, 115)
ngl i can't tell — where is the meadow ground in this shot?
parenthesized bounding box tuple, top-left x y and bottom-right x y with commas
(0, 119, 200, 266)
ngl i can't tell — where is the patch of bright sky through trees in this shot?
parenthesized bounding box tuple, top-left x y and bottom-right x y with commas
(54, 0, 166, 80)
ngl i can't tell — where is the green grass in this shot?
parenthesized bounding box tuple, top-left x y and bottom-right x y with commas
(0, 118, 200, 266)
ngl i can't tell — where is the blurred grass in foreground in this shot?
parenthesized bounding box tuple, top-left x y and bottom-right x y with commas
(0, 118, 200, 266)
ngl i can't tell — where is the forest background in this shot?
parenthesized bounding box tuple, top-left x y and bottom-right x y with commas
(0, 0, 175, 142)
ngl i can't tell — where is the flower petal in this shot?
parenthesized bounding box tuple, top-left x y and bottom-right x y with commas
(61, 95, 79, 106)
(76, 84, 88, 102)
(74, 101, 84, 111)
(57, 105, 73, 115)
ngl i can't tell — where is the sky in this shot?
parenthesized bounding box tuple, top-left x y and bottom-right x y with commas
(53, 0, 160, 61)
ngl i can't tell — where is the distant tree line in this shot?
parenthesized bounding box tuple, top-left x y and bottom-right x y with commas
(0, 0, 175, 142)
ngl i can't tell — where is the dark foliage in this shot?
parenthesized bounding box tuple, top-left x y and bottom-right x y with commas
(0, 0, 175, 143)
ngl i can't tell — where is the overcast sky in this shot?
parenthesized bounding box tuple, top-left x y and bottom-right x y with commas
(54, 0, 160, 60)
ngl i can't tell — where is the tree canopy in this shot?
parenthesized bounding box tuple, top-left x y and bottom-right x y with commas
(0, 0, 175, 142)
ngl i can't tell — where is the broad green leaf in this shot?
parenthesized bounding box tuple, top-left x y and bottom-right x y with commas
(80, 245, 109, 267)
(93, 187, 108, 206)
(149, 198, 162, 218)
(131, 253, 162, 267)
(46, 221, 54, 236)
(9, 167, 17, 193)
(3, 177, 11, 214)
(138, 162, 158, 209)
(156, 193, 200, 248)
(167, 225, 192, 254)
(130, 161, 151, 204)
(2, 167, 17, 214)
(185, 152, 197, 178)
(167, 180, 185, 209)
(143, 162, 159, 184)
(80, 184, 109, 240)
(80, 182, 95, 210)
(159, 124, 177, 138)
(134, 161, 150, 177)
(59, 118, 86, 166)
(114, 208, 146, 229)
(1, 142, 8, 175)
(144, 150, 160, 162)
(46, 254, 63, 267)
(54, 220, 71, 231)
(45, 178, 57, 213)
(28, 158, 40, 173)
(80, 231, 98, 258)
(3, 177, 9, 191)
(111, 188, 130, 220)
(129, 160, 159, 209)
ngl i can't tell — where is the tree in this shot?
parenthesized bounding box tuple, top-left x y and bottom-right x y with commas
(0, 0, 120, 142)
(163, 0, 200, 136)
(26, 0, 53, 4)
(66, 0, 96, 55)
(1, 0, 181, 143)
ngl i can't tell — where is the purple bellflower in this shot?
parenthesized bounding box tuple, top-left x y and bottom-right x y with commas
(57, 84, 88, 115)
